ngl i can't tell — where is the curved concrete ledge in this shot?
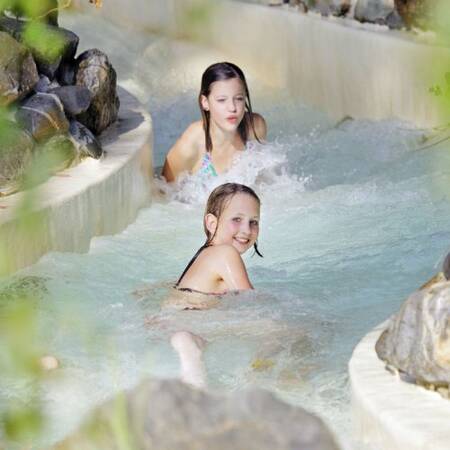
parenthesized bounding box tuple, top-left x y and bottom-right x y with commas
(72, 0, 450, 128)
(0, 87, 153, 276)
(349, 322, 450, 450)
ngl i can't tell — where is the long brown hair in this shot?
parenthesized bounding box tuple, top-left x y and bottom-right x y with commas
(198, 62, 261, 153)
(204, 183, 263, 257)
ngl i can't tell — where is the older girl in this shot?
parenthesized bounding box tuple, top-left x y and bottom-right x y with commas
(162, 62, 267, 182)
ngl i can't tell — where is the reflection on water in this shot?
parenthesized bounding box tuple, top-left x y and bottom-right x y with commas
(1, 9, 450, 450)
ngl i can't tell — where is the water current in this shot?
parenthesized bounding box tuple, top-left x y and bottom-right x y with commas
(1, 10, 450, 450)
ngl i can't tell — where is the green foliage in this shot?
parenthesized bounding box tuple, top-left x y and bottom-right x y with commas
(3, 404, 43, 442)
(22, 20, 65, 62)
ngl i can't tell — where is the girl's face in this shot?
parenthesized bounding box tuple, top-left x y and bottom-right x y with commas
(206, 193, 260, 254)
(201, 77, 246, 132)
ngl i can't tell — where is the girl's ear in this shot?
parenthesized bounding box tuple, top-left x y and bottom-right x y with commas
(200, 95, 209, 112)
(204, 213, 218, 237)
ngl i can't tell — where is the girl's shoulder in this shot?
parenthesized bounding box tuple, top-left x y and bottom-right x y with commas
(174, 121, 204, 158)
(182, 121, 204, 145)
(201, 244, 244, 266)
(248, 112, 267, 140)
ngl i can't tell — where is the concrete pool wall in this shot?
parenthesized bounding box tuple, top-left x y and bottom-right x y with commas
(73, 0, 450, 128)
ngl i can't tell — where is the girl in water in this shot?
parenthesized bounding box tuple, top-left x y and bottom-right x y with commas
(168, 182, 263, 387)
(172, 182, 262, 298)
(162, 62, 267, 182)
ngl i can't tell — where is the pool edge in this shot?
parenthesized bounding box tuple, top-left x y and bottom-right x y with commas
(349, 321, 450, 450)
(0, 86, 153, 275)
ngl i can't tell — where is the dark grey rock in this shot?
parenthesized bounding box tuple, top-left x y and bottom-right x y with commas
(376, 281, 450, 387)
(0, 15, 24, 41)
(386, 8, 405, 29)
(50, 86, 92, 116)
(34, 75, 60, 94)
(56, 60, 75, 86)
(0, 119, 34, 185)
(0, 16, 79, 79)
(69, 120, 103, 159)
(444, 253, 450, 280)
(75, 49, 120, 135)
(54, 379, 340, 450)
(31, 26, 79, 80)
(34, 75, 52, 93)
(16, 92, 69, 142)
(0, 32, 39, 105)
(306, 0, 351, 17)
(354, 0, 395, 23)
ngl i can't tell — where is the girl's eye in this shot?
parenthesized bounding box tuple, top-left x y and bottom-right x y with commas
(232, 217, 241, 223)
(236, 97, 245, 102)
(250, 220, 259, 227)
(217, 98, 226, 102)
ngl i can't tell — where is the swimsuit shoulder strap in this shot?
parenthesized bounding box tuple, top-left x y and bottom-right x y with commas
(175, 243, 209, 287)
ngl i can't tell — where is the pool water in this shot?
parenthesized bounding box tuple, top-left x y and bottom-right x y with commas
(1, 10, 450, 450)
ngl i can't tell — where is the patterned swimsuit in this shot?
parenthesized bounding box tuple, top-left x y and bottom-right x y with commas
(198, 152, 218, 177)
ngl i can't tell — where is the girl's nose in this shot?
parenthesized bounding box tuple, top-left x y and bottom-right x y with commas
(228, 100, 237, 112)
(240, 221, 251, 235)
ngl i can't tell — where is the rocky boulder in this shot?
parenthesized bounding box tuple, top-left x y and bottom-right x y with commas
(75, 49, 120, 135)
(69, 120, 103, 159)
(394, 0, 434, 29)
(0, 119, 34, 188)
(37, 134, 78, 173)
(376, 281, 450, 388)
(49, 85, 92, 116)
(0, 16, 79, 80)
(55, 379, 340, 450)
(16, 92, 69, 142)
(354, 0, 395, 24)
(0, 32, 39, 106)
(309, 0, 352, 16)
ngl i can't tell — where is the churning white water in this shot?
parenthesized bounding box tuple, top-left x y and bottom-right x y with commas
(1, 10, 450, 450)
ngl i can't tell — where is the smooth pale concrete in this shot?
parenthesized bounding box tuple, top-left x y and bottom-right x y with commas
(72, 0, 449, 128)
(0, 87, 153, 275)
(349, 321, 450, 450)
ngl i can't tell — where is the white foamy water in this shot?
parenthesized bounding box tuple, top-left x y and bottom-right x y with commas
(1, 10, 450, 450)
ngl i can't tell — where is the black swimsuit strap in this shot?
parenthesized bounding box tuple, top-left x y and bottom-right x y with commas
(175, 243, 209, 287)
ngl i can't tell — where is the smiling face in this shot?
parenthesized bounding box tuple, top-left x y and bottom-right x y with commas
(201, 77, 246, 132)
(206, 192, 260, 254)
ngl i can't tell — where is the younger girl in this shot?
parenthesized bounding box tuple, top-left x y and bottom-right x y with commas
(169, 182, 263, 387)
(162, 62, 267, 182)
(175, 182, 262, 296)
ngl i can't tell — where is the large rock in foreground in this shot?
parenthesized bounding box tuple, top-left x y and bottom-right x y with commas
(376, 281, 450, 387)
(55, 379, 340, 450)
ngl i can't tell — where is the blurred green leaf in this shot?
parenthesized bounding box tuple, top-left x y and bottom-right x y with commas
(22, 20, 65, 63)
(18, 0, 55, 19)
(3, 403, 43, 442)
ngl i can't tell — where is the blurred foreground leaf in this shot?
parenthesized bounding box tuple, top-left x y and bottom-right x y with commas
(22, 20, 65, 63)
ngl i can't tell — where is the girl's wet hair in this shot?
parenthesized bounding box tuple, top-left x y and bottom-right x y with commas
(198, 62, 262, 153)
(203, 183, 263, 257)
